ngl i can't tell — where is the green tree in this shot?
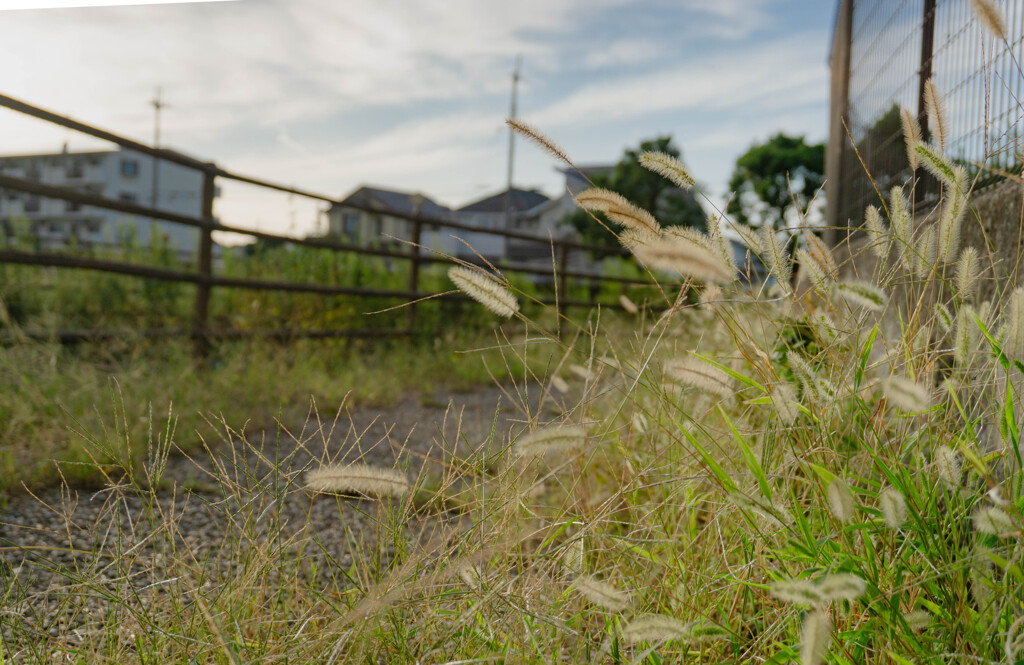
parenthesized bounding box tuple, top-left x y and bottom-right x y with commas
(726, 133, 825, 231)
(568, 136, 707, 251)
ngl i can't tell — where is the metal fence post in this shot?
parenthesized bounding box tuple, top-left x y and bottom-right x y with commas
(192, 165, 216, 358)
(407, 213, 422, 330)
(915, 0, 937, 207)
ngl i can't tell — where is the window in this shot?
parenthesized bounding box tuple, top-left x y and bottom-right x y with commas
(66, 200, 81, 212)
(343, 213, 358, 238)
(25, 195, 40, 212)
(66, 158, 83, 179)
(121, 159, 139, 178)
(119, 192, 137, 204)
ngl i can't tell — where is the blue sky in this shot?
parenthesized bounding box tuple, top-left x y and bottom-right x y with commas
(0, 0, 837, 236)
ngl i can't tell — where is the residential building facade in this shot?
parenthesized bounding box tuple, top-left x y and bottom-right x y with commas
(0, 147, 212, 258)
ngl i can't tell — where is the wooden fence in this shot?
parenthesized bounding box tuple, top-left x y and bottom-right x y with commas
(0, 93, 643, 353)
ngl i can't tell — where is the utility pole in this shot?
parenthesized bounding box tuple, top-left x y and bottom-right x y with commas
(150, 87, 167, 246)
(505, 56, 521, 230)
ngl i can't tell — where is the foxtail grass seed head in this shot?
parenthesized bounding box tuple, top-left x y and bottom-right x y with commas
(621, 615, 690, 643)
(1001, 287, 1024, 364)
(514, 424, 587, 457)
(950, 307, 974, 368)
(903, 609, 931, 632)
(631, 411, 648, 433)
(770, 382, 800, 425)
(915, 224, 937, 279)
(934, 303, 953, 333)
(305, 463, 410, 499)
(761, 224, 792, 286)
(506, 118, 571, 165)
(827, 477, 856, 523)
(901, 107, 923, 169)
(890, 186, 912, 268)
(569, 363, 597, 382)
(972, 0, 1007, 39)
(924, 80, 948, 152)
(550, 375, 570, 394)
(864, 205, 890, 259)
(700, 283, 722, 309)
(560, 537, 584, 574)
(934, 445, 961, 486)
(576, 188, 660, 235)
(796, 249, 827, 294)
(734, 224, 763, 253)
(664, 355, 734, 399)
(938, 173, 968, 263)
(801, 611, 831, 665)
(770, 579, 824, 607)
(639, 151, 695, 189)
(805, 232, 838, 280)
(879, 487, 908, 528)
(818, 573, 867, 602)
(573, 575, 630, 611)
(834, 281, 888, 312)
(974, 506, 1017, 537)
(618, 227, 657, 250)
(448, 266, 519, 318)
(633, 235, 736, 283)
(458, 563, 484, 589)
(618, 294, 639, 314)
(883, 376, 932, 413)
(956, 246, 981, 300)
(914, 141, 959, 186)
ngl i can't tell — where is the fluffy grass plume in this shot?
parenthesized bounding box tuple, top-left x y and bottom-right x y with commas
(971, 0, 1007, 39)
(639, 151, 695, 189)
(890, 186, 912, 268)
(934, 445, 961, 486)
(915, 224, 937, 279)
(620, 615, 690, 643)
(733, 223, 763, 253)
(956, 246, 981, 300)
(827, 477, 856, 523)
(818, 573, 867, 602)
(883, 376, 932, 413)
(798, 249, 830, 293)
(879, 487, 909, 528)
(935, 303, 953, 333)
(801, 610, 831, 665)
(938, 166, 969, 263)
(914, 141, 959, 187)
(770, 382, 800, 425)
(633, 235, 735, 283)
(864, 205, 890, 259)
(761, 224, 792, 286)
(506, 118, 571, 166)
(576, 187, 660, 236)
(974, 506, 1017, 537)
(955, 305, 979, 365)
(770, 579, 823, 607)
(805, 232, 838, 280)
(572, 575, 630, 611)
(664, 355, 734, 399)
(1001, 287, 1024, 364)
(550, 375, 570, 393)
(901, 107, 923, 169)
(305, 463, 410, 498)
(903, 610, 932, 632)
(834, 281, 888, 312)
(514, 424, 587, 457)
(618, 294, 639, 314)
(448, 266, 519, 318)
(924, 80, 948, 152)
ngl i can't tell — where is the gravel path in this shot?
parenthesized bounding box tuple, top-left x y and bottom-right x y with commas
(0, 383, 547, 651)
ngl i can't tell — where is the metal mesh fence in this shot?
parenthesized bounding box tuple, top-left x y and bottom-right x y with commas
(837, 0, 1024, 229)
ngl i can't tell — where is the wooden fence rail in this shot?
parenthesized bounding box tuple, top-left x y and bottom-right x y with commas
(0, 93, 645, 352)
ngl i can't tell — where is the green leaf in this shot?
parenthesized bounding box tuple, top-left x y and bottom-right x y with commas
(719, 405, 771, 500)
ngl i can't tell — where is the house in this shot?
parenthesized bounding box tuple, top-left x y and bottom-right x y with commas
(453, 187, 550, 260)
(325, 186, 456, 254)
(0, 146, 215, 259)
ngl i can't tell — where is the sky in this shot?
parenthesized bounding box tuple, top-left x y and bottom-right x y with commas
(0, 0, 837, 238)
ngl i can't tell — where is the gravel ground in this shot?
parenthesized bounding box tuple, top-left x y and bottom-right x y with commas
(0, 383, 551, 654)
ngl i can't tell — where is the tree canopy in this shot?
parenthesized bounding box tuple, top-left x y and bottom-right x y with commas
(726, 134, 825, 231)
(567, 136, 707, 250)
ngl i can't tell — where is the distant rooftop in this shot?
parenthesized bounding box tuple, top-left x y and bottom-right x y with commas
(457, 188, 549, 214)
(334, 186, 450, 218)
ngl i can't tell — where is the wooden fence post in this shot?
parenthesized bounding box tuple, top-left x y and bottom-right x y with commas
(407, 213, 422, 330)
(192, 165, 216, 358)
(557, 242, 568, 339)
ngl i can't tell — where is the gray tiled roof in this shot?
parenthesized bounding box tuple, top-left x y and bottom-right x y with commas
(334, 186, 450, 217)
(457, 188, 549, 214)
